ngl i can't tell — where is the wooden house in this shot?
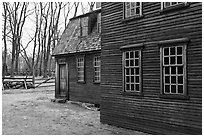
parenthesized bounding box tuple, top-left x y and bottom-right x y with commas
(52, 9, 101, 105)
(100, 2, 202, 134)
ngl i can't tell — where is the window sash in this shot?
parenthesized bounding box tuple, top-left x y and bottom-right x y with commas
(161, 2, 187, 10)
(77, 57, 85, 82)
(161, 45, 186, 95)
(124, 2, 142, 18)
(94, 56, 101, 83)
(123, 50, 141, 92)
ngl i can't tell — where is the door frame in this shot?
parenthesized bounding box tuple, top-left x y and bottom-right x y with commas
(55, 58, 69, 100)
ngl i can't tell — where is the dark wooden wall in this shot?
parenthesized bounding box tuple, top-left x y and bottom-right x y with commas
(100, 2, 202, 134)
(56, 52, 101, 105)
(68, 52, 101, 104)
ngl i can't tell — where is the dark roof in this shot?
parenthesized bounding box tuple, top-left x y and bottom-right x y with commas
(53, 10, 101, 56)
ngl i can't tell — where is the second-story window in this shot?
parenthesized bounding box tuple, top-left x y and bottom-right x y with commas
(124, 2, 142, 18)
(161, 2, 187, 10)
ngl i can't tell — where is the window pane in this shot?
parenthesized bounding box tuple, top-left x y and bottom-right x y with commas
(178, 85, 184, 93)
(126, 60, 129, 67)
(130, 59, 134, 66)
(135, 68, 139, 75)
(130, 51, 134, 58)
(170, 47, 175, 55)
(136, 8, 140, 15)
(135, 51, 139, 58)
(126, 68, 130, 75)
(135, 76, 139, 83)
(165, 85, 170, 93)
(164, 48, 169, 56)
(131, 84, 134, 90)
(126, 52, 129, 59)
(178, 66, 183, 74)
(165, 67, 170, 74)
(136, 84, 139, 91)
(131, 8, 135, 16)
(171, 85, 176, 93)
(177, 47, 182, 55)
(165, 76, 170, 83)
(131, 68, 134, 75)
(126, 84, 130, 90)
(170, 57, 175, 64)
(171, 66, 176, 74)
(126, 2, 130, 8)
(135, 59, 139, 66)
(126, 76, 130, 82)
(131, 76, 134, 83)
(178, 76, 183, 84)
(164, 57, 169, 65)
(171, 76, 176, 84)
(131, 2, 135, 7)
(177, 56, 182, 64)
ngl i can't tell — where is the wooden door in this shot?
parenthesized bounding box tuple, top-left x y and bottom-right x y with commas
(59, 64, 67, 97)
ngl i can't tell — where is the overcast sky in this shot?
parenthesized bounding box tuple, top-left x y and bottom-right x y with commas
(2, 2, 97, 56)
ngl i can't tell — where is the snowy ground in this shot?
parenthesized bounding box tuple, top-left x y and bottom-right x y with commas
(2, 87, 147, 135)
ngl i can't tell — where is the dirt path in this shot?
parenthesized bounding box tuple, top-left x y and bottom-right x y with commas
(2, 88, 147, 135)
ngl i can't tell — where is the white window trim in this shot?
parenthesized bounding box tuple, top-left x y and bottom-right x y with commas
(124, 2, 142, 19)
(122, 50, 142, 93)
(161, 2, 188, 10)
(93, 55, 101, 83)
(77, 56, 85, 82)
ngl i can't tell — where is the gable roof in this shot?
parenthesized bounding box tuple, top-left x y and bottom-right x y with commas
(53, 10, 101, 56)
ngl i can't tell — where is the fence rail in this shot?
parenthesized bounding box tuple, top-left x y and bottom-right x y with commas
(2, 76, 55, 90)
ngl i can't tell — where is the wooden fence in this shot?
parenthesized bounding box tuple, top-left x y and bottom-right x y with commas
(2, 76, 55, 90)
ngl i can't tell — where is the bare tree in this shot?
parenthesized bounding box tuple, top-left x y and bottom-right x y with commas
(73, 2, 79, 17)
(2, 2, 8, 77)
(5, 2, 29, 77)
(88, 2, 95, 12)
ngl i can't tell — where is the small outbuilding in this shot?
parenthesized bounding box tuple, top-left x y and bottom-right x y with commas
(52, 9, 101, 105)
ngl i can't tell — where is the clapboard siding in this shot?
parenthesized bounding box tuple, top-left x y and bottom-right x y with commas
(100, 2, 202, 134)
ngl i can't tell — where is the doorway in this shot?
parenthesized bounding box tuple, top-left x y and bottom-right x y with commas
(59, 64, 67, 98)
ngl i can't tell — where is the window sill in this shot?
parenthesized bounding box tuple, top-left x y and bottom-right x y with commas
(122, 91, 143, 97)
(160, 3, 190, 14)
(159, 94, 190, 100)
(77, 81, 86, 84)
(121, 15, 144, 23)
(93, 81, 100, 84)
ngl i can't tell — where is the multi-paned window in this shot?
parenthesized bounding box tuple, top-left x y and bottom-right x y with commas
(162, 2, 187, 9)
(77, 57, 85, 82)
(161, 45, 186, 95)
(124, 50, 141, 92)
(124, 2, 142, 18)
(94, 55, 101, 83)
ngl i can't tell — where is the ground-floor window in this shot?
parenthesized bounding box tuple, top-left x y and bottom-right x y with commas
(77, 57, 85, 82)
(159, 38, 188, 97)
(93, 55, 101, 83)
(123, 50, 142, 92)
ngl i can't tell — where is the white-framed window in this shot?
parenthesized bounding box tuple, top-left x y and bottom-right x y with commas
(77, 57, 85, 82)
(124, 2, 142, 18)
(161, 45, 187, 95)
(161, 2, 187, 10)
(93, 55, 101, 83)
(123, 50, 141, 92)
